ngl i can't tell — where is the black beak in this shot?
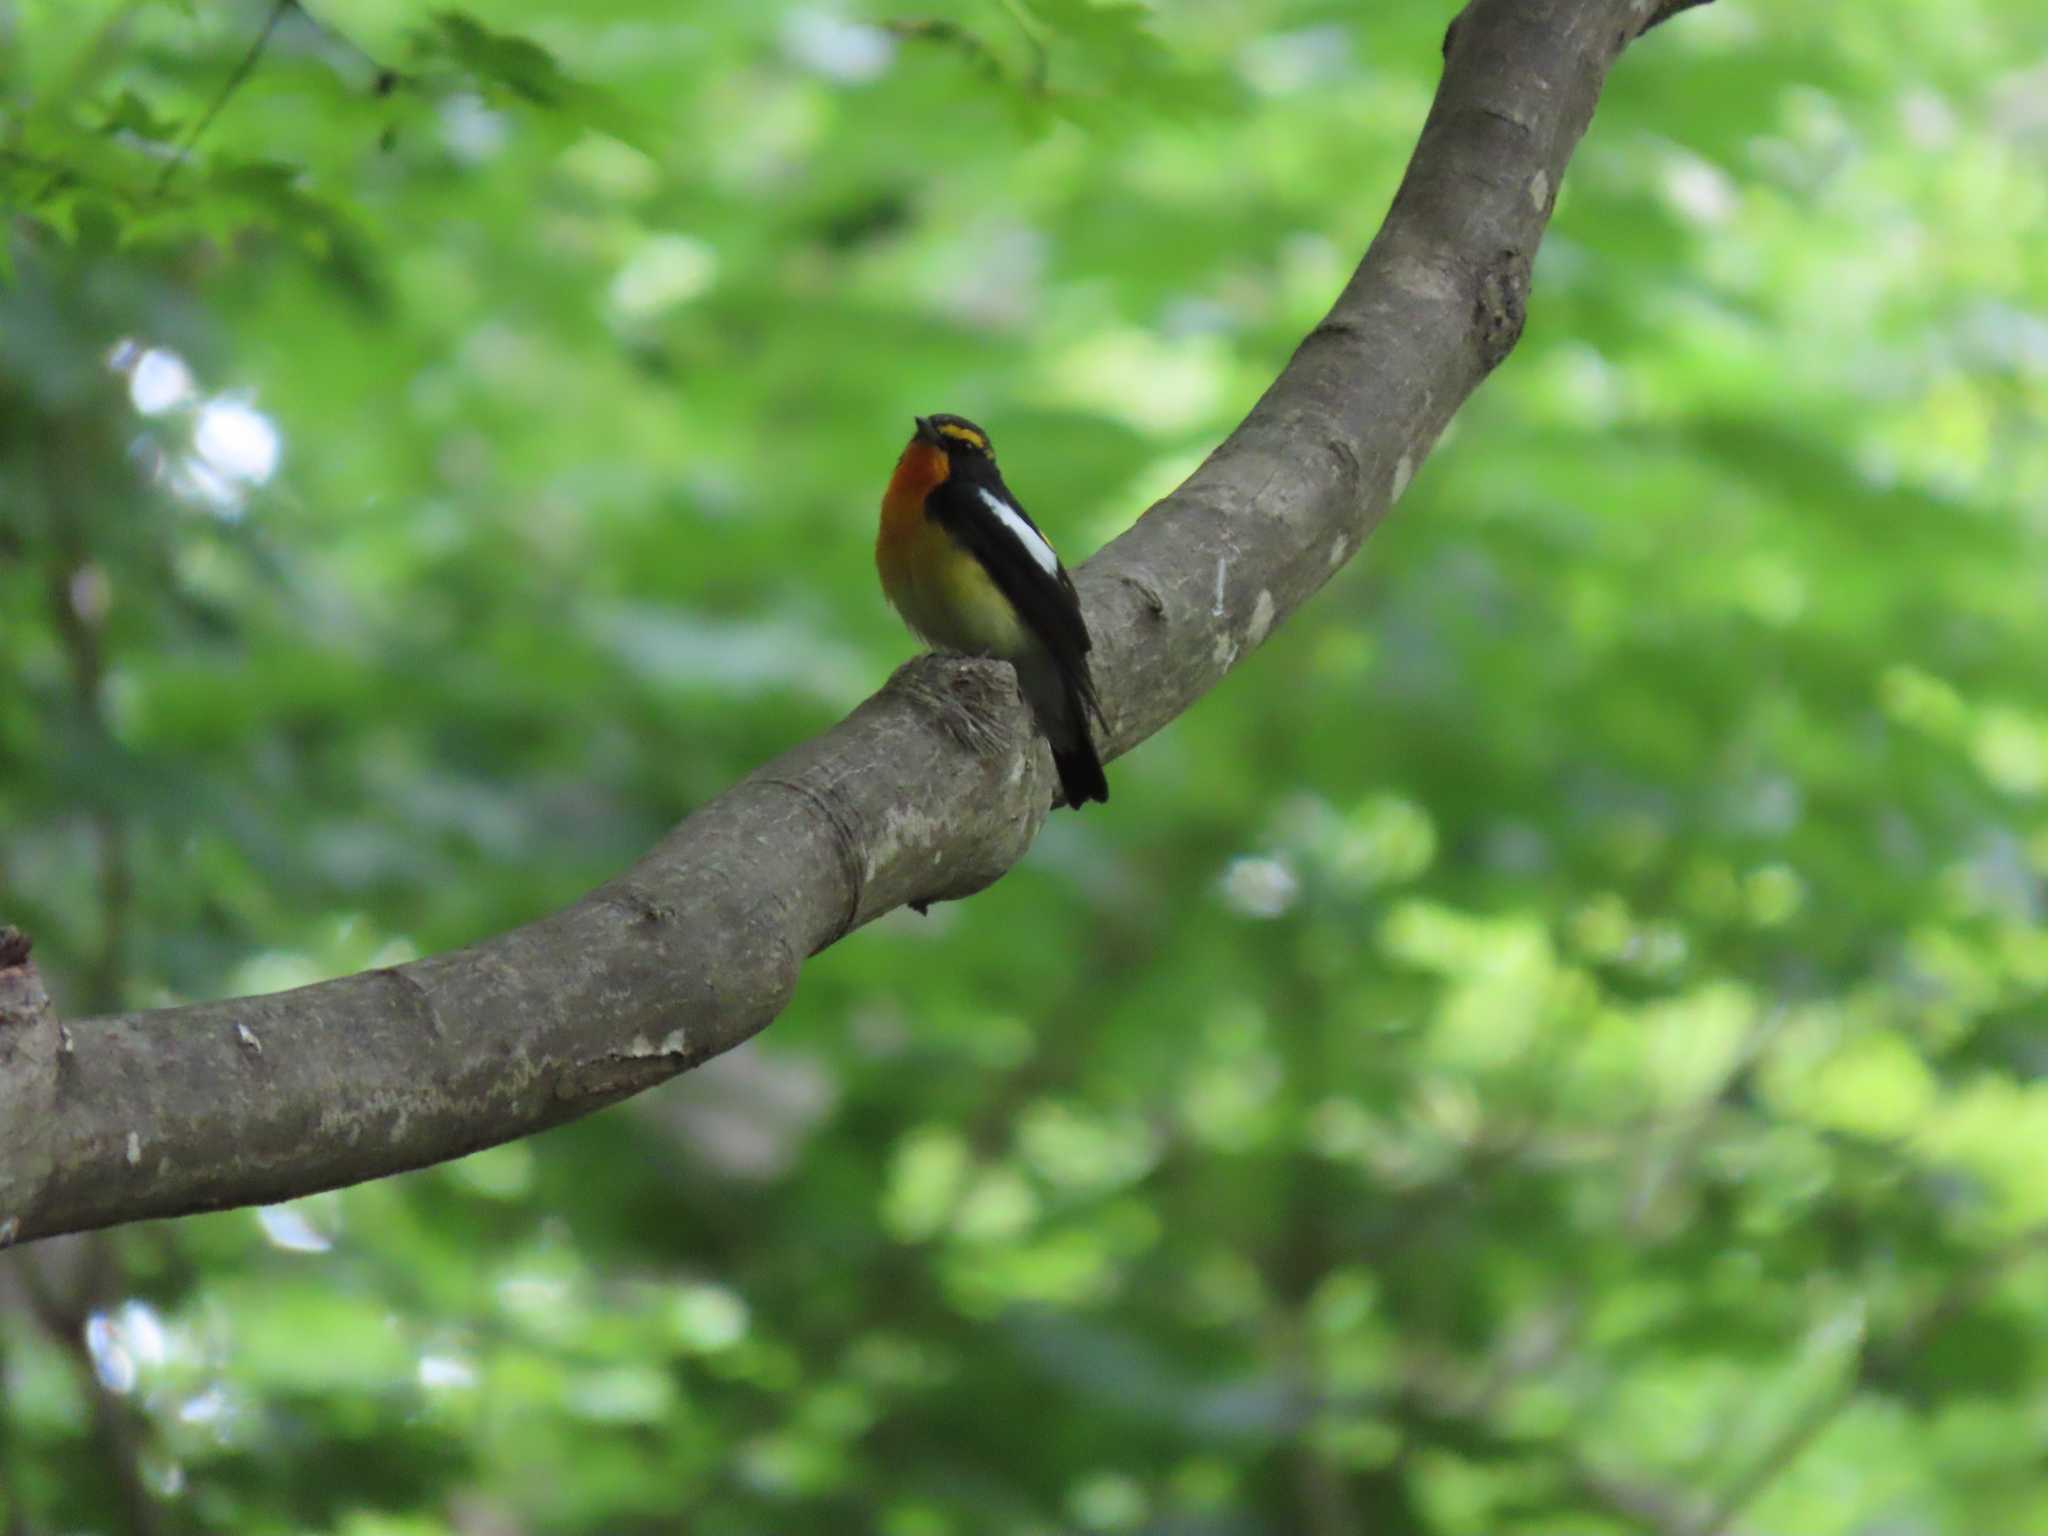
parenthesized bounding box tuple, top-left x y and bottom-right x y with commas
(913, 415, 940, 444)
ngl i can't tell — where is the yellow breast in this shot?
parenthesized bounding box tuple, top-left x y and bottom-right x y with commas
(879, 513, 1032, 658)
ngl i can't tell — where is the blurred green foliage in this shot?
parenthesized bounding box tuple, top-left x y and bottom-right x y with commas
(5, 0, 2048, 1532)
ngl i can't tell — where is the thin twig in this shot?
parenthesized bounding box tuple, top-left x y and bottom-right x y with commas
(993, 0, 1050, 93)
(1691, 1226, 2048, 1536)
(1691, 1376, 1853, 1536)
(43, 432, 131, 1015)
(1395, 1335, 1739, 1536)
(16, 1245, 167, 1536)
(882, 18, 1009, 85)
(0, 1324, 35, 1536)
(156, 0, 293, 194)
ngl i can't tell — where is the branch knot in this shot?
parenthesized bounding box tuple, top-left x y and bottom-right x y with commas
(0, 926, 31, 970)
(1475, 246, 1532, 372)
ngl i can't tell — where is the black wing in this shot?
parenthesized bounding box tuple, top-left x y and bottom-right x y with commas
(925, 465, 1099, 712)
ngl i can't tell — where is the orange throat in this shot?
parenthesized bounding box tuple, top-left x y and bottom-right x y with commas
(877, 439, 952, 637)
(880, 440, 949, 544)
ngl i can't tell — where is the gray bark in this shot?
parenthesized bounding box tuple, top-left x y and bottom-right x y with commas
(0, 0, 1710, 1246)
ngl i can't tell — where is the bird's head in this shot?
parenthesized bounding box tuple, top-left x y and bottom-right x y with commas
(888, 413, 996, 506)
(913, 413, 995, 461)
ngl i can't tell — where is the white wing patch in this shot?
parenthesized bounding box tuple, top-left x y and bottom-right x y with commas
(978, 487, 1061, 577)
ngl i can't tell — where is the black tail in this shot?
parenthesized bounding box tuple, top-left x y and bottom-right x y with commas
(1053, 738, 1109, 808)
(1016, 654, 1109, 808)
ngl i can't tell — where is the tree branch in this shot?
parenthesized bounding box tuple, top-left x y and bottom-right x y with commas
(155, 0, 292, 194)
(0, 0, 1709, 1246)
(1642, 0, 1714, 32)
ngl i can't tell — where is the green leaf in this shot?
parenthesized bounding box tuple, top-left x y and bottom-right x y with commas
(98, 89, 180, 142)
(418, 11, 650, 151)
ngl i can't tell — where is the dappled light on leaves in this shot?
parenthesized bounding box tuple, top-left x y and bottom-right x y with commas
(5, 0, 2048, 1532)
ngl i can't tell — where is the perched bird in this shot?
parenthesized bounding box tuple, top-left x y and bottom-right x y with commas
(877, 414, 1109, 806)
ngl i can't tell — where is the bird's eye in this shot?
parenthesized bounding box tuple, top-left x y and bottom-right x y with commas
(937, 424, 987, 452)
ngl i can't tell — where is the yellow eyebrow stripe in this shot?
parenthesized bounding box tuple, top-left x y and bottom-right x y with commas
(936, 423, 987, 449)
